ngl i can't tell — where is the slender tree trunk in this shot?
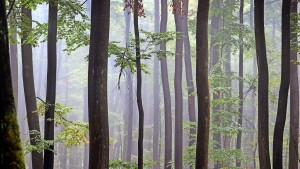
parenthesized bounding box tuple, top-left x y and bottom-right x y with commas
(182, 0, 196, 147)
(0, 1, 25, 167)
(172, 1, 184, 168)
(223, 48, 231, 149)
(9, 9, 18, 110)
(254, 0, 271, 168)
(153, 0, 161, 168)
(160, 0, 172, 168)
(236, 0, 244, 167)
(210, 0, 221, 168)
(133, 1, 145, 168)
(195, 0, 210, 168)
(44, 1, 58, 168)
(88, 0, 110, 168)
(288, 1, 299, 168)
(249, 0, 257, 167)
(21, 6, 43, 169)
(273, 0, 291, 168)
(123, 4, 133, 162)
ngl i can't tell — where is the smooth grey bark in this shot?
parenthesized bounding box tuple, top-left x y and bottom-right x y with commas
(182, 0, 196, 147)
(88, 0, 110, 168)
(288, 1, 299, 168)
(172, 1, 184, 168)
(254, 0, 271, 168)
(44, 1, 58, 168)
(272, 0, 291, 168)
(160, 0, 172, 168)
(153, 0, 161, 168)
(21, 6, 43, 169)
(236, 0, 244, 167)
(195, 0, 210, 168)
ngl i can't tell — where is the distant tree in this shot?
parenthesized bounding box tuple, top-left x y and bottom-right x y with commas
(44, 0, 58, 168)
(288, 0, 299, 168)
(153, 0, 161, 168)
(21, 5, 43, 169)
(182, 0, 196, 147)
(172, 0, 184, 167)
(254, 0, 271, 168)
(195, 0, 210, 168)
(273, 0, 291, 168)
(236, 0, 244, 167)
(0, 0, 25, 168)
(88, 0, 110, 168)
(160, 0, 172, 168)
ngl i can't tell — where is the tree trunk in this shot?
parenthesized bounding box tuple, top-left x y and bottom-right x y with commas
(153, 0, 161, 168)
(44, 1, 58, 168)
(254, 0, 271, 168)
(21, 6, 43, 169)
(88, 0, 110, 168)
(210, 0, 221, 168)
(288, 1, 299, 168)
(236, 0, 244, 167)
(195, 0, 210, 168)
(160, 0, 172, 168)
(182, 0, 196, 147)
(133, 0, 145, 168)
(273, 0, 291, 168)
(172, 1, 184, 168)
(123, 3, 133, 162)
(0, 1, 25, 167)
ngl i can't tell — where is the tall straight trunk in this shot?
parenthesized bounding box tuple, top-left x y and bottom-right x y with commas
(21, 6, 43, 169)
(9, 9, 18, 110)
(133, 0, 145, 168)
(236, 0, 244, 167)
(195, 0, 210, 168)
(273, 0, 291, 168)
(153, 0, 160, 168)
(182, 0, 196, 146)
(0, 1, 25, 167)
(123, 4, 133, 162)
(88, 0, 110, 168)
(223, 48, 231, 149)
(254, 0, 271, 168)
(210, 1, 221, 168)
(44, 1, 58, 168)
(172, 1, 184, 168)
(288, 1, 299, 168)
(160, 0, 172, 168)
(249, 0, 257, 167)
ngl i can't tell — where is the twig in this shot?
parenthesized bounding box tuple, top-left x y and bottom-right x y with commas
(6, 0, 16, 16)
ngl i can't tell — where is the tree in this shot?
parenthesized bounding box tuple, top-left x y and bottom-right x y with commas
(0, 0, 25, 168)
(133, 0, 145, 168)
(182, 0, 196, 147)
(172, 0, 184, 167)
(160, 0, 172, 168)
(21, 5, 43, 169)
(153, 0, 161, 168)
(88, 0, 110, 168)
(123, 2, 133, 162)
(288, 0, 299, 168)
(195, 0, 210, 168)
(273, 0, 291, 168)
(254, 0, 271, 168)
(44, 0, 58, 168)
(236, 0, 244, 167)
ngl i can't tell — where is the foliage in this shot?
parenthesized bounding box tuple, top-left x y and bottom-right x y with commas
(109, 160, 159, 169)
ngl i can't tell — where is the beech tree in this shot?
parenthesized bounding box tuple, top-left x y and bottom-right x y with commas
(44, 0, 58, 168)
(88, 0, 110, 168)
(21, 5, 43, 169)
(273, 0, 291, 168)
(195, 0, 210, 168)
(0, 0, 25, 168)
(254, 0, 271, 168)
